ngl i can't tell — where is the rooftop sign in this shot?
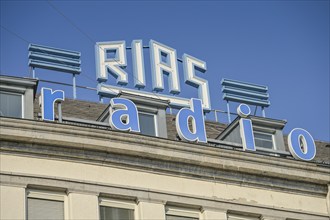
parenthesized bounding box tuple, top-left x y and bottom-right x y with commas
(28, 44, 81, 75)
(221, 78, 270, 122)
(32, 40, 317, 162)
(40, 88, 316, 161)
(28, 43, 81, 99)
(95, 40, 211, 111)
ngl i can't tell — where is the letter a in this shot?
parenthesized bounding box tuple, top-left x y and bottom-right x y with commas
(109, 98, 140, 132)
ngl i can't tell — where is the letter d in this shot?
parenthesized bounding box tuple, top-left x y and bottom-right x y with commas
(176, 98, 207, 143)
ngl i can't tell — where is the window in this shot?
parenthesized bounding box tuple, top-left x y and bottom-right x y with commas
(254, 131, 274, 149)
(96, 94, 168, 138)
(227, 213, 260, 220)
(166, 215, 199, 220)
(100, 206, 134, 220)
(27, 190, 65, 220)
(0, 91, 23, 118)
(139, 112, 157, 136)
(166, 207, 200, 220)
(99, 198, 135, 220)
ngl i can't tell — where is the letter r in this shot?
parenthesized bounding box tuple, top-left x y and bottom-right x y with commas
(40, 88, 65, 121)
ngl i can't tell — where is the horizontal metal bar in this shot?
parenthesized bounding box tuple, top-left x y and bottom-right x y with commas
(221, 78, 268, 93)
(29, 51, 81, 67)
(61, 116, 110, 127)
(98, 84, 213, 112)
(126, 46, 149, 50)
(222, 85, 269, 100)
(29, 60, 81, 74)
(223, 93, 270, 107)
(29, 43, 80, 59)
(209, 109, 238, 116)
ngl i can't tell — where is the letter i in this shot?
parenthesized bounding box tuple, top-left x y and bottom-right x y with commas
(237, 104, 256, 151)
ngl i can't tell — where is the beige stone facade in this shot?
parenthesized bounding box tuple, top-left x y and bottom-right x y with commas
(1, 116, 329, 220)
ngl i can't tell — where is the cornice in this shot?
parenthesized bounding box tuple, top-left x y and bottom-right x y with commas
(0, 117, 329, 187)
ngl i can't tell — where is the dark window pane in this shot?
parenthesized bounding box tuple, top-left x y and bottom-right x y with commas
(0, 92, 22, 118)
(100, 206, 134, 220)
(254, 132, 274, 149)
(254, 132, 272, 141)
(227, 213, 260, 220)
(139, 113, 156, 136)
(27, 198, 64, 220)
(166, 215, 199, 220)
(255, 139, 273, 149)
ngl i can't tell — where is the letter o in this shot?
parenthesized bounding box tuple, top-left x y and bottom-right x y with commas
(288, 128, 316, 161)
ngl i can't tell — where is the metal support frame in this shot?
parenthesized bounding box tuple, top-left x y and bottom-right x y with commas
(99, 96, 104, 104)
(28, 43, 81, 100)
(254, 106, 258, 116)
(58, 102, 62, 123)
(226, 101, 231, 123)
(72, 74, 77, 99)
(214, 110, 218, 122)
(221, 78, 270, 119)
(262, 107, 266, 117)
(31, 67, 35, 79)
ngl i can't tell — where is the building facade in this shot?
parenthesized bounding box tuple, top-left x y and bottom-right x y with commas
(1, 75, 330, 220)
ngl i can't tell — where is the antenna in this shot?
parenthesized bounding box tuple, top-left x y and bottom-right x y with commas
(28, 44, 81, 99)
(221, 78, 270, 123)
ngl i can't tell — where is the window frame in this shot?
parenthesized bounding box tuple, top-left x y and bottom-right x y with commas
(0, 90, 24, 118)
(138, 111, 158, 137)
(26, 189, 67, 220)
(253, 130, 276, 150)
(227, 213, 261, 220)
(99, 198, 136, 220)
(166, 207, 200, 220)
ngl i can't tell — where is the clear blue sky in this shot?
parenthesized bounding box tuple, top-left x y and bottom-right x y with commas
(1, 1, 329, 142)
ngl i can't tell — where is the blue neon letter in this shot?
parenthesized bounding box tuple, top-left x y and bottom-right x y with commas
(288, 128, 316, 161)
(240, 118, 256, 151)
(237, 104, 256, 151)
(176, 98, 207, 143)
(109, 98, 140, 132)
(41, 87, 65, 121)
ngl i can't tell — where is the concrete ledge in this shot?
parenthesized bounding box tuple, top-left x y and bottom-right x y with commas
(0, 117, 329, 187)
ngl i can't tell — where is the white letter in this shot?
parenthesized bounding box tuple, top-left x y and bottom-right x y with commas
(132, 40, 146, 88)
(95, 41, 128, 85)
(149, 40, 180, 94)
(182, 54, 211, 110)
